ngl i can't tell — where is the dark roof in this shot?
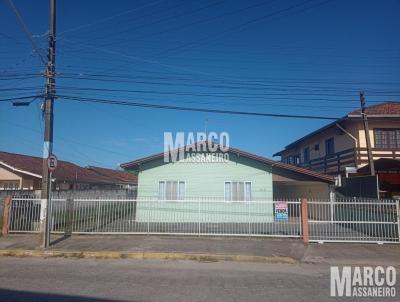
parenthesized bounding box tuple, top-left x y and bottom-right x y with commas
(120, 142, 334, 183)
(358, 158, 400, 173)
(273, 101, 400, 156)
(0, 151, 128, 184)
(87, 166, 137, 184)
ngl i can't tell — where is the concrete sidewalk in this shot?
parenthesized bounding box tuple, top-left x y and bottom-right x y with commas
(0, 234, 399, 265)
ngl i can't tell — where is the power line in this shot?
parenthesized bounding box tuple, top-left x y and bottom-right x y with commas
(4, 0, 46, 65)
(156, 0, 334, 57)
(101, 0, 227, 41)
(0, 86, 43, 91)
(0, 75, 43, 81)
(90, 0, 277, 48)
(58, 0, 167, 36)
(57, 92, 356, 112)
(54, 85, 369, 106)
(0, 94, 43, 102)
(54, 72, 400, 93)
(58, 94, 340, 120)
(0, 118, 137, 159)
(55, 75, 399, 97)
(55, 65, 400, 87)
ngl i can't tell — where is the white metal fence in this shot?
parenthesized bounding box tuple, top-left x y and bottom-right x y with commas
(7, 198, 301, 238)
(6, 197, 400, 243)
(308, 200, 400, 243)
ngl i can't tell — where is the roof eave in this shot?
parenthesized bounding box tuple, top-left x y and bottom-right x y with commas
(0, 161, 42, 179)
(272, 150, 285, 157)
(121, 146, 334, 183)
(275, 115, 347, 153)
(348, 114, 400, 118)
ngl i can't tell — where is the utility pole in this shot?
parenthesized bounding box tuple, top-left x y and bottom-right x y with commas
(359, 92, 375, 176)
(40, 0, 56, 248)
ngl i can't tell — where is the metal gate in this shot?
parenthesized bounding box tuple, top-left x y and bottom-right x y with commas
(308, 200, 400, 243)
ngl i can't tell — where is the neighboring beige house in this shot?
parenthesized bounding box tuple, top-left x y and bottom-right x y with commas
(273, 101, 400, 175)
(0, 163, 39, 190)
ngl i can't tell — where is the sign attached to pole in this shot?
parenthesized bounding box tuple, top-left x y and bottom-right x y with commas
(47, 154, 58, 172)
(274, 201, 288, 221)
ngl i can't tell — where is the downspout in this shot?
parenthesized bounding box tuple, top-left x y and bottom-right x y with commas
(335, 123, 358, 147)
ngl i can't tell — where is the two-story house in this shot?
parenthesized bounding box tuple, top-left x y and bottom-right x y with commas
(273, 102, 400, 196)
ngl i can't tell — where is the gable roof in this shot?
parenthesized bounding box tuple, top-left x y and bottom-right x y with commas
(120, 142, 334, 183)
(87, 166, 137, 184)
(273, 101, 400, 156)
(0, 151, 133, 185)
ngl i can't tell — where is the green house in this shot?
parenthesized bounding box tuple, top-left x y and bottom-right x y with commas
(121, 144, 334, 223)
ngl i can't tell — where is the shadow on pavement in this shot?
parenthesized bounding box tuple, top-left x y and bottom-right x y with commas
(50, 234, 71, 246)
(0, 289, 138, 302)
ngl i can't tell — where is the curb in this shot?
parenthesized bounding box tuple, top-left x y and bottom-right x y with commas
(0, 249, 298, 264)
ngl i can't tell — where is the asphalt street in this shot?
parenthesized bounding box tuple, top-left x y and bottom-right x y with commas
(0, 257, 398, 302)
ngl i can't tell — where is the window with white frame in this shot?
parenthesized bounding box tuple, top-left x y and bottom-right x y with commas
(224, 181, 252, 201)
(158, 181, 185, 200)
(374, 129, 400, 148)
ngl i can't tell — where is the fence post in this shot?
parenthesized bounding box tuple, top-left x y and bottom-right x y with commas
(2, 195, 12, 236)
(147, 199, 150, 235)
(248, 200, 251, 237)
(96, 200, 101, 232)
(133, 199, 137, 221)
(64, 197, 73, 237)
(301, 198, 309, 243)
(198, 199, 201, 237)
(396, 200, 400, 243)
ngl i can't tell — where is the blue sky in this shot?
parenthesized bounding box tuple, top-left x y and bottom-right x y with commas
(0, 0, 399, 168)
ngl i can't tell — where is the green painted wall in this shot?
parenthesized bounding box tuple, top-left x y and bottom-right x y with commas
(128, 153, 274, 222)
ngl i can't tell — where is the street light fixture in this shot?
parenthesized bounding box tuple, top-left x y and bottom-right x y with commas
(12, 101, 31, 106)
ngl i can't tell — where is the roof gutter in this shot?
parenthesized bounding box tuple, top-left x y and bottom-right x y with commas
(348, 114, 400, 118)
(0, 161, 42, 179)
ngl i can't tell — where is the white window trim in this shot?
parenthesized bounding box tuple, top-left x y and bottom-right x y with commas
(224, 181, 252, 202)
(158, 180, 186, 201)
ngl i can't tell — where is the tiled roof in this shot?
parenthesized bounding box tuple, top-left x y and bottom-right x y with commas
(120, 142, 334, 183)
(87, 166, 137, 184)
(349, 101, 400, 116)
(0, 151, 130, 184)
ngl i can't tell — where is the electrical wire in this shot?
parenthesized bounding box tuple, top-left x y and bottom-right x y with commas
(55, 75, 399, 97)
(90, 0, 277, 48)
(0, 95, 43, 102)
(4, 0, 46, 65)
(58, 0, 167, 36)
(156, 0, 334, 57)
(58, 94, 340, 120)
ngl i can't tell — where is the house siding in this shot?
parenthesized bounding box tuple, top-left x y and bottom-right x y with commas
(128, 153, 274, 222)
(279, 120, 358, 164)
(278, 117, 400, 173)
